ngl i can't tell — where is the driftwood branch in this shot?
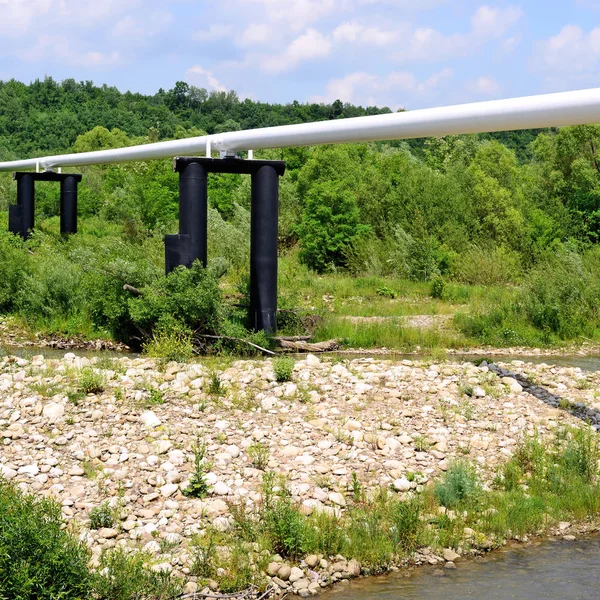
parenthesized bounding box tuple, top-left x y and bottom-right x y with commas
(123, 284, 143, 297)
(277, 339, 340, 352)
(193, 334, 277, 356)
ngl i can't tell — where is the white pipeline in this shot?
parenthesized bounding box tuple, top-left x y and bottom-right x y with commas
(2, 87, 600, 171)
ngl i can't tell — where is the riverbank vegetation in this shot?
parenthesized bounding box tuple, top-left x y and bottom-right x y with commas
(2, 424, 599, 598)
(2, 78, 600, 352)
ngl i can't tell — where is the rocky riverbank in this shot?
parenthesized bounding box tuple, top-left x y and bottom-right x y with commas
(0, 352, 596, 596)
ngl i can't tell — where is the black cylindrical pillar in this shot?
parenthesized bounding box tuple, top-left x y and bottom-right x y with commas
(250, 165, 279, 334)
(179, 162, 208, 267)
(60, 175, 78, 235)
(17, 174, 35, 239)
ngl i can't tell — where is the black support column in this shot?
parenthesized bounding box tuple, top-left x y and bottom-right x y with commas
(60, 175, 78, 235)
(179, 161, 208, 267)
(9, 171, 82, 240)
(170, 157, 285, 333)
(250, 165, 279, 334)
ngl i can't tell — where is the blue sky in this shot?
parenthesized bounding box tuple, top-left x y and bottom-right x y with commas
(1, 0, 599, 110)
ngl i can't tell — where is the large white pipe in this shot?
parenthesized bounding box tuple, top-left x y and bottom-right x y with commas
(2, 87, 600, 172)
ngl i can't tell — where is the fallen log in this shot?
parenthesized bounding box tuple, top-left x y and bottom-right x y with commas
(277, 338, 340, 352)
(193, 334, 277, 356)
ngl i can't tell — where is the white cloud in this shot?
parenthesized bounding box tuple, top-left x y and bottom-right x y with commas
(239, 23, 272, 46)
(21, 34, 120, 67)
(241, 0, 341, 31)
(310, 68, 453, 108)
(112, 11, 173, 45)
(471, 5, 523, 39)
(576, 0, 600, 10)
(186, 65, 228, 92)
(0, 0, 52, 36)
(331, 5, 523, 62)
(333, 21, 402, 46)
(501, 35, 521, 54)
(262, 28, 332, 73)
(466, 75, 502, 96)
(192, 24, 234, 43)
(358, 0, 448, 7)
(534, 25, 600, 73)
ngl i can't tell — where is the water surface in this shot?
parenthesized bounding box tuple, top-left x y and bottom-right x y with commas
(323, 536, 600, 600)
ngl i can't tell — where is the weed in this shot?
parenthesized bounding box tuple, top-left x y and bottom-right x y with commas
(413, 435, 431, 452)
(144, 387, 165, 407)
(183, 441, 211, 498)
(273, 356, 295, 383)
(208, 372, 223, 396)
(434, 461, 480, 508)
(351, 472, 363, 504)
(89, 501, 115, 529)
(247, 442, 270, 470)
(78, 368, 105, 394)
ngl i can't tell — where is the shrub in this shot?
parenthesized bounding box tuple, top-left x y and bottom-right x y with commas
(129, 261, 222, 336)
(93, 548, 182, 600)
(78, 367, 105, 394)
(144, 325, 194, 363)
(0, 479, 92, 599)
(273, 357, 295, 382)
(265, 496, 308, 559)
(389, 499, 422, 553)
(434, 461, 480, 508)
(89, 501, 115, 529)
(430, 275, 445, 300)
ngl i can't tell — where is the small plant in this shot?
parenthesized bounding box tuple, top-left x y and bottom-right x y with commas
(78, 368, 105, 394)
(413, 435, 431, 452)
(459, 383, 474, 397)
(89, 501, 115, 529)
(67, 390, 86, 405)
(183, 441, 211, 498)
(208, 372, 223, 396)
(247, 442, 270, 470)
(145, 387, 165, 407)
(273, 356, 295, 383)
(351, 472, 363, 504)
(114, 388, 123, 401)
(376, 285, 396, 299)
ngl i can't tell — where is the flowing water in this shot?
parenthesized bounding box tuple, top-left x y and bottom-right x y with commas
(323, 535, 600, 600)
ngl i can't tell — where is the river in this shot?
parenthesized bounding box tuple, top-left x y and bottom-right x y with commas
(322, 535, 600, 600)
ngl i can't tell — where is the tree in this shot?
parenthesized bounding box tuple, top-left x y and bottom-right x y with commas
(297, 180, 369, 272)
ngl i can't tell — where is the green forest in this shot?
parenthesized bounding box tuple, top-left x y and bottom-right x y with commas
(1, 76, 600, 353)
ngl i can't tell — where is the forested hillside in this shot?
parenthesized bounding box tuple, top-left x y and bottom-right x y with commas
(1, 77, 600, 350)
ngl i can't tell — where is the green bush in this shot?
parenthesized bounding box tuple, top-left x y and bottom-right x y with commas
(89, 501, 115, 529)
(434, 461, 480, 508)
(78, 367, 105, 394)
(129, 261, 222, 336)
(0, 479, 92, 599)
(273, 357, 295, 382)
(247, 442, 270, 470)
(265, 496, 308, 559)
(93, 548, 182, 600)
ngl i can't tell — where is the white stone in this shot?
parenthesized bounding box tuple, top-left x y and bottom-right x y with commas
(329, 492, 346, 507)
(213, 481, 231, 496)
(305, 354, 320, 366)
(42, 403, 64, 423)
(225, 445, 240, 458)
(140, 411, 161, 428)
(393, 478, 412, 492)
(160, 483, 178, 498)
